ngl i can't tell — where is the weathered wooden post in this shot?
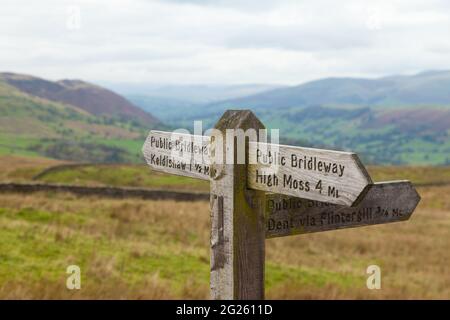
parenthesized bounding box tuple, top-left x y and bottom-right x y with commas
(209, 110, 266, 300)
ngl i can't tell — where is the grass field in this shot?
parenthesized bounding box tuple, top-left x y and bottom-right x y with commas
(0, 155, 449, 299)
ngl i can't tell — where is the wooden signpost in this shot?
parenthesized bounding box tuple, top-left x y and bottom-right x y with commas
(142, 109, 421, 300)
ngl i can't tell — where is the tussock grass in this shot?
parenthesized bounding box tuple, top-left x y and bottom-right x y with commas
(367, 165, 450, 185)
(0, 156, 448, 299)
(0, 185, 448, 299)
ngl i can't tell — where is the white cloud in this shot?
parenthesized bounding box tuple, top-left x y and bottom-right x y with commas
(0, 0, 449, 85)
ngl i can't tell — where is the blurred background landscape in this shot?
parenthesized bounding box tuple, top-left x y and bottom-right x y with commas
(2, 70, 450, 165)
(0, 0, 449, 299)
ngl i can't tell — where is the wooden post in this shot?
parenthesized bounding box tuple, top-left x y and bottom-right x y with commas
(210, 110, 266, 300)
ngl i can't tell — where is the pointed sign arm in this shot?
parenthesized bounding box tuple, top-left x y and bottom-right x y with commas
(265, 180, 421, 238)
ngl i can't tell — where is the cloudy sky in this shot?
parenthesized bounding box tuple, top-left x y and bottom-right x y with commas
(1, 0, 450, 85)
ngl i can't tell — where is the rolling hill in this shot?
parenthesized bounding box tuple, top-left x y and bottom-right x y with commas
(130, 71, 450, 165)
(1, 72, 159, 127)
(203, 70, 450, 111)
(0, 72, 161, 163)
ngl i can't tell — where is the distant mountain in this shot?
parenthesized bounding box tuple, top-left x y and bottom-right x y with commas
(204, 70, 450, 112)
(1, 72, 159, 127)
(0, 72, 161, 163)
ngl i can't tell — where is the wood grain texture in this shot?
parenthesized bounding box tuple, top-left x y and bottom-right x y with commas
(142, 130, 211, 180)
(265, 180, 420, 238)
(210, 110, 266, 300)
(248, 142, 372, 206)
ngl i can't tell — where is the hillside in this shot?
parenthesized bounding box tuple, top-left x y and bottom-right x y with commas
(138, 71, 450, 165)
(0, 73, 161, 163)
(263, 106, 450, 165)
(0, 72, 159, 127)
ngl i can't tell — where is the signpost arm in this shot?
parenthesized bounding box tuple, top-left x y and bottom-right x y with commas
(210, 110, 266, 300)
